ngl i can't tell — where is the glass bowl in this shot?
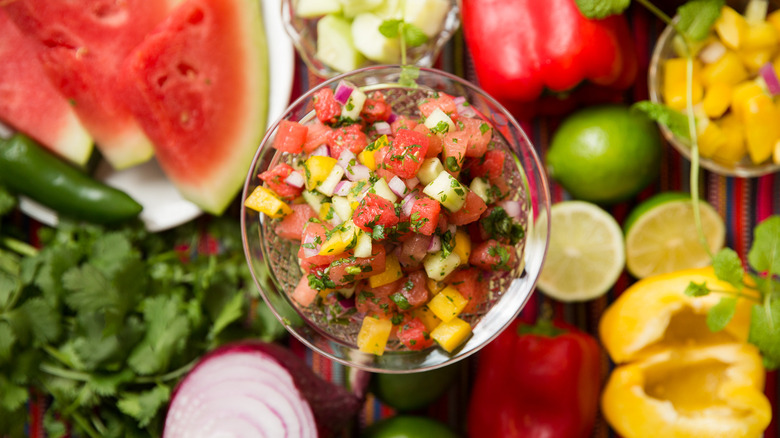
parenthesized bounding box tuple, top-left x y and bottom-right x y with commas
(241, 66, 550, 373)
(648, 3, 780, 177)
(281, 0, 460, 78)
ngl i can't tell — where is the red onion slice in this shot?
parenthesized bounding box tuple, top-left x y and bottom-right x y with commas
(334, 80, 355, 104)
(760, 62, 780, 95)
(454, 96, 477, 117)
(333, 180, 353, 197)
(337, 150, 357, 171)
(386, 112, 397, 124)
(388, 176, 408, 197)
(374, 121, 392, 135)
(345, 163, 370, 182)
(301, 233, 321, 258)
(402, 198, 416, 216)
(427, 235, 442, 253)
(285, 171, 305, 188)
(310, 144, 329, 157)
(405, 177, 420, 189)
(499, 200, 522, 220)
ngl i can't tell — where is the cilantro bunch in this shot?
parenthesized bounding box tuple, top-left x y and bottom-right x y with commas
(0, 188, 284, 437)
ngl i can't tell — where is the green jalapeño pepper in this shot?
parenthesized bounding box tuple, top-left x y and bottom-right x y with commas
(0, 133, 142, 224)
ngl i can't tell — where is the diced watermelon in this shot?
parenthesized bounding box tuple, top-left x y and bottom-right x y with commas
(396, 317, 434, 350)
(0, 9, 93, 166)
(489, 175, 511, 201)
(397, 270, 429, 310)
(398, 232, 431, 269)
(4, 0, 180, 169)
(328, 124, 369, 159)
(276, 204, 317, 240)
(413, 124, 443, 158)
(441, 130, 469, 177)
(121, 0, 269, 214)
(466, 150, 505, 180)
(469, 239, 517, 271)
(419, 93, 457, 118)
(273, 120, 307, 154)
(325, 244, 387, 287)
(447, 268, 488, 314)
(409, 198, 440, 235)
(314, 87, 341, 124)
(356, 278, 401, 318)
(291, 275, 319, 307)
(360, 91, 392, 123)
(448, 191, 487, 225)
(383, 129, 429, 179)
(460, 117, 491, 158)
(353, 193, 399, 233)
(391, 115, 417, 133)
(299, 222, 340, 272)
(303, 120, 333, 154)
(259, 163, 303, 200)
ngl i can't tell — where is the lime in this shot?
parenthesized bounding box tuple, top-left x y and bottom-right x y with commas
(361, 416, 459, 438)
(546, 105, 662, 205)
(371, 362, 461, 411)
(537, 201, 625, 302)
(624, 192, 725, 279)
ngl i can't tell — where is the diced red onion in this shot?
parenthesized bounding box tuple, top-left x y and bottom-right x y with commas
(455, 96, 477, 117)
(374, 121, 392, 136)
(402, 198, 416, 216)
(333, 180, 353, 197)
(698, 40, 726, 64)
(499, 200, 522, 220)
(310, 144, 329, 157)
(760, 62, 780, 95)
(405, 177, 420, 189)
(345, 163, 370, 182)
(301, 233, 320, 258)
(334, 80, 355, 104)
(447, 224, 457, 236)
(452, 96, 466, 105)
(427, 235, 442, 253)
(401, 190, 418, 209)
(388, 176, 407, 197)
(337, 150, 357, 171)
(285, 171, 305, 188)
(386, 113, 397, 124)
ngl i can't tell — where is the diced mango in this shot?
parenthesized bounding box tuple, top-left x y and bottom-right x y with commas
(664, 58, 703, 110)
(731, 81, 765, 121)
(768, 9, 780, 35)
(697, 120, 726, 158)
(430, 317, 472, 353)
(359, 135, 389, 170)
(701, 82, 733, 118)
(426, 277, 446, 294)
(319, 221, 357, 256)
(744, 94, 780, 164)
(713, 114, 747, 164)
(452, 229, 471, 266)
(357, 316, 392, 355)
(701, 51, 749, 87)
(411, 306, 442, 332)
(303, 155, 338, 190)
(739, 48, 776, 73)
(368, 253, 403, 287)
(774, 139, 780, 164)
(427, 286, 468, 322)
(742, 21, 779, 50)
(244, 186, 292, 218)
(715, 6, 748, 49)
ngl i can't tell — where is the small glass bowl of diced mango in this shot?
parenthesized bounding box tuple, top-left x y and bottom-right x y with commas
(649, 0, 780, 177)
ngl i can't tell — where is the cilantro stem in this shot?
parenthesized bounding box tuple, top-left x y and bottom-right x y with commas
(136, 359, 197, 384)
(40, 362, 91, 382)
(71, 412, 102, 438)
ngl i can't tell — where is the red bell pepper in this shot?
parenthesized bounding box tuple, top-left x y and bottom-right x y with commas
(467, 318, 601, 438)
(461, 0, 637, 118)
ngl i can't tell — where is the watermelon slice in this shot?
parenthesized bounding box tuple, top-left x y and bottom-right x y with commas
(0, 9, 92, 166)
(2, 0, 181, 169)
(122, 0, 270, 215)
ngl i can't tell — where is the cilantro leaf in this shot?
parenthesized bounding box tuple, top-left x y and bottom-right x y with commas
(117, 384, 170, 427)
(632, 101, 690, 141)
(0, 322, 15, 360)
(677, 0, 724, 42)
(0, 375, 27, 411)
(209, 291, 245, 340)
(706, 296, 737, 332)
(684, 280, 710, 297)
(402, 23, 428, 47)
(574, 0, 630, 19)
(712, 248, 744, 290)
(89, 232, 135, 277)
(63, 264, 120, 314)
(128, 295, 191, 375)
(748, 299, 780, 370)
(748, 216, 780, 275)
(87, 369, 135, 397)
(12, 298, 61, 344)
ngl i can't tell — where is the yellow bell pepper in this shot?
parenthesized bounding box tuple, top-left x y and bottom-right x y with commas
(663, 58, 703, 110)
(602, 344, 771, 438)
(739, 48, 775, 74)
(741, 21, 779, 51)
(430, 316, 471, 353)
(411, 306, 442, 332)
(244, 186, 292, 218)
(357, 316, 392, 355)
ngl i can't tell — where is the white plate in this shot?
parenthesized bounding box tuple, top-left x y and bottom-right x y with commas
(18, 0, 295, 232)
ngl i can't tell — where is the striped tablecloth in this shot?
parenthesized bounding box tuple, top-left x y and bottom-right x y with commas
(288, 6, 780, 438)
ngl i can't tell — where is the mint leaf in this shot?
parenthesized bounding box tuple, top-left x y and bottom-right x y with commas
(632, 101, 690, 141)
(677, 0, 725, 42)
(379, 19, 402, 38)
(712, 248, 744, 290)
(748, 216, 780, 275)
(748, 299, 780, 370)
(574, 0, 631, 19)
(117, 384, 170, 428)
(403, 23, 428, 47)
(706, 296, 737, 332)
(684, 281, 711, 297)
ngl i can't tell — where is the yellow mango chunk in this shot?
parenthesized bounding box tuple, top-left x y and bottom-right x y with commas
(697, 120, 726, 158)
(741, 21, 779, 50)
(664, 58, 703, 110)
(357, 316, 392, 355)
(244, 186, 292, 218)
(359, 135, 388, 170)
(319, 222, 357, 256)
(368, 253, 403, 287)
(744, 94, 780, 164)
(411, 306, 442, 332)
(739, 48, 775, 74)
(701, 82, 733, 118)
(768, 9, 780, 35)
(701, 51, 748, 87)
(304, 155, 337, 190)
(430, 317, 472, 353)
(713, 114, 747, 164)
(452, 229, 472, 266)
(731, 81, 765, 121)
(427, 286, 468, 322)
(715, 6, 748, 49)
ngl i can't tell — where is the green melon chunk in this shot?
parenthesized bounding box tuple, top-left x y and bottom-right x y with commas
(339, 0, 383, 18)
(316, 14, 365, 73)
(294, 0, 341, 18)
(351, 12, 400, 64)
(403, 0, 450, 37)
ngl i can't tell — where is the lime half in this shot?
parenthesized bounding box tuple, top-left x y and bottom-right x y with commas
(624, 192, 725, 279)
(537, 201, 625, 302)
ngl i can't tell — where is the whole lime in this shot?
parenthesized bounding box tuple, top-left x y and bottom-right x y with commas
(546, 105, 662, 204)
(361, 416, 460, 438)
(371, 362, 461, 411)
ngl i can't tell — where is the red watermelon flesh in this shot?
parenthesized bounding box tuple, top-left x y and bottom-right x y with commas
(0, 9, 92, 166)
(2, 0, 180, 169)
(122, 0, 269, 215)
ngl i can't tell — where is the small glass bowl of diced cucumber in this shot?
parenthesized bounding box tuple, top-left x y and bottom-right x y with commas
(240, 66, 551, 372)
(281, 0, 460, 77)
(648, 0, 780, 177)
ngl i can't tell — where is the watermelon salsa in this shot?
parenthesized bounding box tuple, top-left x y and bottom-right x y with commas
(245, 82, 526, 356)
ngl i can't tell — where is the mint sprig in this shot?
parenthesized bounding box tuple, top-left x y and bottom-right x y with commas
(574, 0, 631, 19)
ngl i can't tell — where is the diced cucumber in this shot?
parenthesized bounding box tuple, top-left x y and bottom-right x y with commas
(316, 164, 346, 196)
(403, 0, 450, 37)
(295, 0, 341, 18)
(372, 177, 398, 203)
(417, 157, 445, 185)
(353, 230, 373, 258)
(302, 190, 327, 213)
(341, 87, 368, 120)
(332, 195, 354, 221)
(337, 284, 356, 298)
(469, 177, 491, 204)
(424, 108, 455, 133)
(351, 12, 401, 64)
(423, 251, 461, 281)
(340, 0, 383, 17)
(423, 171, 468, 212)
(316, 15, 366, 73)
